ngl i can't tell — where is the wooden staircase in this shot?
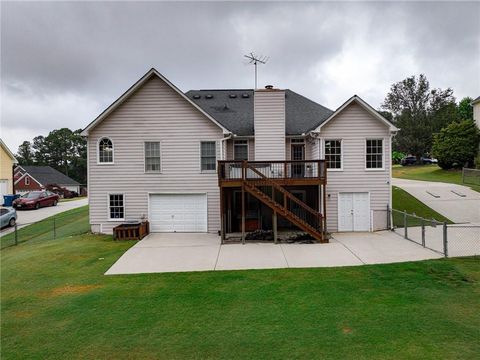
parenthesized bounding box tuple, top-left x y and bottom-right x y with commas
(243, 164, 325, 242)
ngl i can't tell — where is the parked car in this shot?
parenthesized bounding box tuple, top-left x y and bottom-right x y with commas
(401, 156, 417, 166)
(45, 184, 79, 198)
(421, 156, 438, 165)
(12, 191, 60, 210)
(0, 207, 17, 228)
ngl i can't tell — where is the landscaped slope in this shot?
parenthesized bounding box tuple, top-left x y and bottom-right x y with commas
(393, 164, 480, 193)
(1, 206, 479, 359)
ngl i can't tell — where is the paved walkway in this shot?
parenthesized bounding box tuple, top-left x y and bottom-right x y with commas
(105, 232, 442, 275)
(392, 178, 480, 224)
(1, 198, 89, 235)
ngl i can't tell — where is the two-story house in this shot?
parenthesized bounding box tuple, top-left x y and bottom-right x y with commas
(0, 139, 18, 200)
(82, 68, 398, 242)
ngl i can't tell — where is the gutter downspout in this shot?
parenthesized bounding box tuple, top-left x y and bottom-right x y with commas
(219, 133, 233, 160)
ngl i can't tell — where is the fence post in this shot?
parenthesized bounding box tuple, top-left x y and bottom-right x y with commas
(53, 216, 56, 239)
(14, 223, 18, 245)
(461, 168, 465, 184)
(443, 222, 448, 257)
(403, 210, 408, 239)
(421, 219, 425, 247)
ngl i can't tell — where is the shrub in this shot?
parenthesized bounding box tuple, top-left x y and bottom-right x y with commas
(432, 120, 480, 169)
(392, 151, 405, 164)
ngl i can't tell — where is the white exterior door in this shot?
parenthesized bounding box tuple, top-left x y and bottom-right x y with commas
(338, 192, 370, 232)
(149, 194, 207, 232)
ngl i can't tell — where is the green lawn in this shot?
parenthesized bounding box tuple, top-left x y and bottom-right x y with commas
(393, 164, 480, 192)
(392, 186, 452, 226)
(2, 206, 480, 359)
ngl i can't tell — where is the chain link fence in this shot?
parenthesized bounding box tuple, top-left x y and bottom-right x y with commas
(462, 167, 480, 186)
(1, 209, 89, 250)
(389, 207, 480, 257)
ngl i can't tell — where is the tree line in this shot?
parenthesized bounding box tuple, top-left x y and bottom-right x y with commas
(381, 74, 479, 169)
(15, 128, 87, 184)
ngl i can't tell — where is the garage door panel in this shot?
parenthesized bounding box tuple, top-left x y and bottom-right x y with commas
(149, 194, 207, 232)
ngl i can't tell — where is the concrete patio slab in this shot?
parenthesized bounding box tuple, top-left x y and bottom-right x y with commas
(333, 231, 443, 265)
(281, 242, 363, 267)
(134, 232, 219, 248)
(215, 243, 287, 270)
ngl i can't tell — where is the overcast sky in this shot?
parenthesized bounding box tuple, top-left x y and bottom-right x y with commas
(2, 1, 479, 153)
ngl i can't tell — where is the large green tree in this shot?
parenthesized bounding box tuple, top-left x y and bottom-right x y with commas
(381, 74, 457, 160)
(15, 128, 87, 184)
(457, 97, 474, 121)
(432, 120, 480, 169)
(15, 141, 35, 165)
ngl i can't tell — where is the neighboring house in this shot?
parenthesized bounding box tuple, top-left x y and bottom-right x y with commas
(0, 139, 18, 200)
(473, 96, 480, 129)
(81, 68, 398, 239)
(14, 166, 81, 195)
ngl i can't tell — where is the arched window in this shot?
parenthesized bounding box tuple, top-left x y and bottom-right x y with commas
(98, 138, 114, 163)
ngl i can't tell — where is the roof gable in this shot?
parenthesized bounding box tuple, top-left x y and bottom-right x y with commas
(1, 139, 18, 163)
(15, 166, 80, 186)
(81, 68, 229, 136)
(312, 95, 399, 133)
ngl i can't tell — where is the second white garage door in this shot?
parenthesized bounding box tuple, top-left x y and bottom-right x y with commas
(149, 194, 207, 232)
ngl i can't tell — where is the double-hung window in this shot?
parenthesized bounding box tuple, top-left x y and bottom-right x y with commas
(234, 140, 248, 161)
(201, 141, 216, 171)
(325, 140, 342, 169)
(108, 194, 124, 220)
(366, 139, 383, 169)
(145, 142, 161, 172)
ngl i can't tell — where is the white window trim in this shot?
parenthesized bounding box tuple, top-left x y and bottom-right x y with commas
(25, 176, 30, 185)
(233, 139, 249, 161)
(107, 193, 125, 222)
(199, 140, 218, 173)
(143, 141, 162, 174)
(323, 139, 343, 172)
(97, 137, 115, 165)
(365, 138, 385, 171)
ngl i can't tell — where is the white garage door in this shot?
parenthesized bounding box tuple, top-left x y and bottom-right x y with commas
(338, 192, 370, 232)
(149, 194, 207, 232)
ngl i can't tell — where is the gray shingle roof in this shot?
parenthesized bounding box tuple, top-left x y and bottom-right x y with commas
(21, 166, 80, 186)
(185, 89, 333, 136)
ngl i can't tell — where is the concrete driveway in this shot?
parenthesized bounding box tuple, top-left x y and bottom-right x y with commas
(1, 197, 88, 234)
(392, 178, 480, 224)
(105, 231, 442, 275)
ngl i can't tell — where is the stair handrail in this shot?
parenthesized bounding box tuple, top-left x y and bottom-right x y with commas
(245, 163, 322, 228)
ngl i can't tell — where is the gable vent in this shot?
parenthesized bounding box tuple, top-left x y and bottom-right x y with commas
(229, 94, 237, 98)
(205, 94, 213, 99)
(241, 93, 250, 98)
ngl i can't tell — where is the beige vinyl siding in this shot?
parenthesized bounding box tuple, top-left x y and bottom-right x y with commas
(474, 103, 480, 129)
(319, 103, 391, 232)
(254, 90, 286, 161)
(88, 76, 223, 234)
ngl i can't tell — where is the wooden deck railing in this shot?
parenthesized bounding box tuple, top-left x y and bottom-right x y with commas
(218, 160, 326, 184)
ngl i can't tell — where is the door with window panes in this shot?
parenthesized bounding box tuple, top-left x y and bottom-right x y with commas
(291, 139, 305, 178)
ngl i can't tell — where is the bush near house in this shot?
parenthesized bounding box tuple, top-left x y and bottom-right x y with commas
(432, 120, 480, 169)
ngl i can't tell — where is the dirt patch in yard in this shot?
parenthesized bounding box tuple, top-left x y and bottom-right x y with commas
(42, 284, 102, 298)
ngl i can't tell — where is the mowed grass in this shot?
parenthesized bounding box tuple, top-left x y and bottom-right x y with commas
(393, 164, 480, 192)
(2, 207, 480, 359)
(392, 186, 452, 226)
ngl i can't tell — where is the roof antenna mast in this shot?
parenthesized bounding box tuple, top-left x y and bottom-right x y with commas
(244, 52, 269, 89)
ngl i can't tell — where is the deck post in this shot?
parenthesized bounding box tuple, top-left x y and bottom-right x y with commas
(241, 161, 246, 244)
(273, 211, 278, 244)
(220, 188, 225, 244)
(322, 184, 327, 238)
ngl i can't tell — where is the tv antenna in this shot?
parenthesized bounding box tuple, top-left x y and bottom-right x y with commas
(244, 52, 269, 89)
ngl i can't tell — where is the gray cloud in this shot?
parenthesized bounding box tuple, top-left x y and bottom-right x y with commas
(1, 1, 479, 153)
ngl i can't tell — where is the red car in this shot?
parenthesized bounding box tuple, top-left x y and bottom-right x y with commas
(12, 191, 60, 210)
